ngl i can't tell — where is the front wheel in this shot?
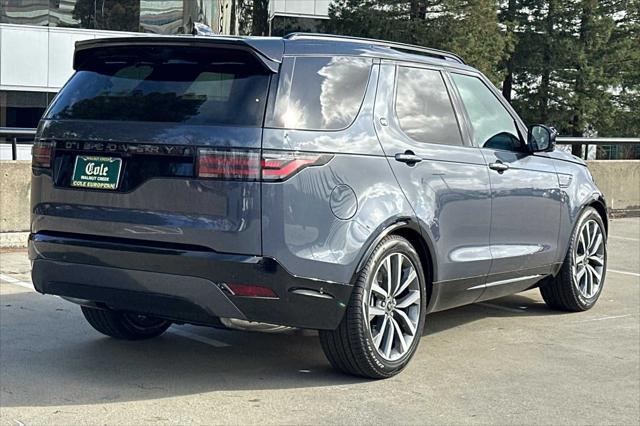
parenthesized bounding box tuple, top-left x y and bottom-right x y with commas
(540, 207, 607, 311)
(319, 235, 427, 379)
(81, 306, 172, 340)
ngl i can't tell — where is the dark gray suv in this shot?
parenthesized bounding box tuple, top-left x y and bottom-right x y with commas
(29, 33, 608, 378)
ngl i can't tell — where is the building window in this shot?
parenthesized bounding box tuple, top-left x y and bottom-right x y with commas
(269, 15, 327, 36)
(0, 0, 49, 26)
(0, 1, 219, 35)
(0, 91, 56, 130)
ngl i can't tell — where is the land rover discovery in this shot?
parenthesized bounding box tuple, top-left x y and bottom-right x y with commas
(29, 33, 608, 378)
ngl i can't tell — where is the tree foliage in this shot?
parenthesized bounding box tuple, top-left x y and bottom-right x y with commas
(328, 1, 508, 83)
(327, 0, 640, 140)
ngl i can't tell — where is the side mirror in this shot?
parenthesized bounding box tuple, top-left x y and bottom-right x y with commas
(528, 124, 557, 152)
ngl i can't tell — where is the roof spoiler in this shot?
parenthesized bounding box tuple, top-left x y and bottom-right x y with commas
(73, 36, 284, 73)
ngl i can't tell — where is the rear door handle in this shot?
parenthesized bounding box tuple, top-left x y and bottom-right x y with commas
(489, 161, 509, 173)
(395, 152, 422, 165)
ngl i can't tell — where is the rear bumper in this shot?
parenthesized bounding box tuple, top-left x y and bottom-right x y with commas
(29, 233, 351, 330)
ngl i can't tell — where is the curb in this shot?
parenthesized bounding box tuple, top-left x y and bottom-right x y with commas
(0, 232, 29, 249)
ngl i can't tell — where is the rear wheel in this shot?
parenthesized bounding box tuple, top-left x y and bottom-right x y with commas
(319, 235, 427, 379)
(540, 207, 607, 311)
(81, 306, 171, 340)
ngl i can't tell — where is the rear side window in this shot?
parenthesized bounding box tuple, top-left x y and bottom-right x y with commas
(46, 47, 271, 126)
(270, 56, 371, 130)
(395, 66, 462, 145)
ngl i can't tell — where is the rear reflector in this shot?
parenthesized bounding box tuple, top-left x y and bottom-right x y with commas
(196, 148, 332, 181)
(227, 283, 278, 298)
(32, 141, 53, 168)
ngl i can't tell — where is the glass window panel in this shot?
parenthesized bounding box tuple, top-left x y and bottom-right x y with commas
(395, 66, 462, 146)
(0, 90, 56, 129)
(3, 1, 217, 34)
(272, 56, 371, 130)
(48, 0, 141, 31)
(140, 0, 185, 34)
(269, 15, 327, 37)
(0, 0, 49, 26)
(49, 0, 80, 27)
(45, 46, 270, 126)
(451, 73, 523, 152)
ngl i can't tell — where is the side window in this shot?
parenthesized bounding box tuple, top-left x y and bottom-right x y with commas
(395, 66, 463, 145)
(451, 73, 523, 152)
(270, 56, 371, 130)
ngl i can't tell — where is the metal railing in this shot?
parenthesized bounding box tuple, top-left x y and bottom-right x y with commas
(0, 127, 37, 160)
(556, 137, 640, 144)
(556, 137, 640, 160)
(1, 127, 638, 161)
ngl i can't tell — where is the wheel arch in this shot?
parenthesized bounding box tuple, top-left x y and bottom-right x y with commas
(588, 196, 608, 235)
(553, 194, 609, 274)
(353, 219, 437, 311)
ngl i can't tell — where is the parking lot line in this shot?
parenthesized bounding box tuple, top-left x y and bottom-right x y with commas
(609, 235, 640, 242)
(0, 273, 232, 348)
(608, 269, 640, 278)
(169, 327, 231, 348)
(0, 273, 34, 291)
(575, 314, 633, 323)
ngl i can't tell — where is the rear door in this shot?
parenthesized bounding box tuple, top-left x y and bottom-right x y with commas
(449, 71, 561, 298)
(374, 61, 492, 309)
(33, 43, 274, 255)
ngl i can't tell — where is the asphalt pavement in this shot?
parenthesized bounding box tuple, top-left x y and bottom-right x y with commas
(0, 218, 638, 425)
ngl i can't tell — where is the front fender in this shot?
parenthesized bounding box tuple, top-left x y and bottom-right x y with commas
(554, 161, 607, 264)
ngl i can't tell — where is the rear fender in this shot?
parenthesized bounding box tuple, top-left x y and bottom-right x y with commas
(352, 218, 438, 312)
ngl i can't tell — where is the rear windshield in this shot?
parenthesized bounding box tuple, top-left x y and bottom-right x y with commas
(46, 46, 271, 126)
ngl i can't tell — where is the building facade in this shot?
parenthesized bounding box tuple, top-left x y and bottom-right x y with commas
(0, 0, 331, 134)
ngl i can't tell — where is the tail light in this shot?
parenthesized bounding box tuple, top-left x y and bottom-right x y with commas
(261, 151, 333, 181)
(196, 148, 332, 181)
(32, 141, 53, 168)
(196, 149, 260, 180)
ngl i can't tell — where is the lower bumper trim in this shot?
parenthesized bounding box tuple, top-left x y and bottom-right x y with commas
(29, 232, 352, 330)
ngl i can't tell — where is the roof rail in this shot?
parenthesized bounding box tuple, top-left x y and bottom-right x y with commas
(284, 33, 465, 64)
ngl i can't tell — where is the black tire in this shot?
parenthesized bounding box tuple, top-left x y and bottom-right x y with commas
(540, 207, 607, 311)
(319, 235, 427, 379)
(81, 306, 172, 340)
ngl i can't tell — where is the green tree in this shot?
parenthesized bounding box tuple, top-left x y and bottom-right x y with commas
(328, 0, 507, 83)
(445, 0, 509, 84)
(329, 0, 639, 143)
(252, 0, 270, 36)
(590, 0, 640, 139)
(510, 0, 577, 129)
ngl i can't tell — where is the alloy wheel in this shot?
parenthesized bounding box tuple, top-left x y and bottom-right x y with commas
(574, 219, 605, 298)
(364, 253, 421, 361)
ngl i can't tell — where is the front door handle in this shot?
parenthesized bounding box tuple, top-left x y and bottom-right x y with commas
(395, 151, 422, 165)
(489, 161, 509, 173)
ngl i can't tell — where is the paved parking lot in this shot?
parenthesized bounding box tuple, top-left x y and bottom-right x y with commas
(1, 218, 638, 425)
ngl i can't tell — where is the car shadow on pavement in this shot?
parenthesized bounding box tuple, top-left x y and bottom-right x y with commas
(423, 292, 568, 336)
(0, 289, 565, 408)
(0, 291, 364, 408)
